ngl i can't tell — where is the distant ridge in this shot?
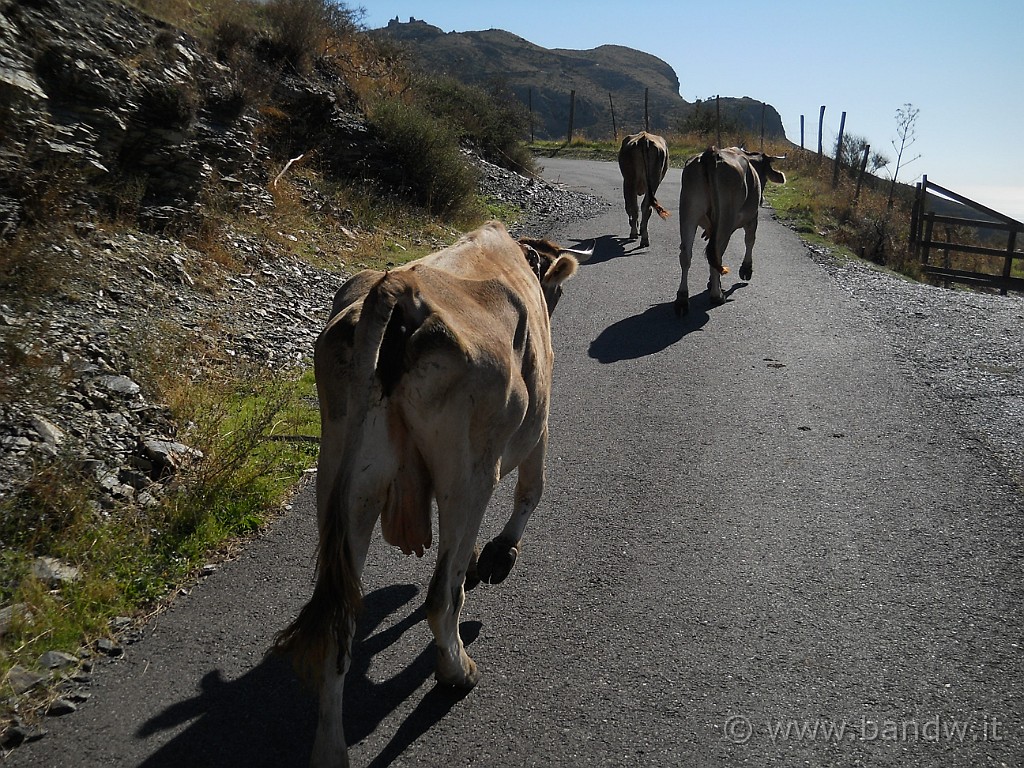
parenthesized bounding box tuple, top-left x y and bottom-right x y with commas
(373, 17, 785, 142)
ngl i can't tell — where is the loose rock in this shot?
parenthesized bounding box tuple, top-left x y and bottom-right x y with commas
(31, 558, 81, 588)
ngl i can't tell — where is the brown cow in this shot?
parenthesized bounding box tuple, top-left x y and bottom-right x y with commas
(275, 221, 589, 768)
(674, 146, 786, 315)
(617, 130, 671, 247)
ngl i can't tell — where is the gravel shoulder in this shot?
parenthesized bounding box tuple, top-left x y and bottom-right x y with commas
(801, 243, 1024, 494)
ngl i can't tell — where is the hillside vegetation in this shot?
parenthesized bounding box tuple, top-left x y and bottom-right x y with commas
(0, 0, 930, 745)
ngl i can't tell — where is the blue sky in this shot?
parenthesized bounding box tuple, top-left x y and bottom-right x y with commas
(361, 1, 1024, 222)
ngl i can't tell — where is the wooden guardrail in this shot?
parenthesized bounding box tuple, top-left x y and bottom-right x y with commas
(910, 175, 1024, 295)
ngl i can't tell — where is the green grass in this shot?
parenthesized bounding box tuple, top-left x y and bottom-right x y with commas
(764, 172, 827, 239)
(0, 368, 319, 719)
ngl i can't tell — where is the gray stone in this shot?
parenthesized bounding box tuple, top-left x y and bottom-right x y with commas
(0, 603, 31, 637)
(94, 374, 141, 396)
(95, 638, 124, 658)
(6, 665, 46, 695)
(0, 723, 48, 748)
(46, 698, 77, 716)
(32, 557, 81, 587)
(140, 438, 201, 478)
(0, 66, 48, 100)
(38, 650, 80, 670)
(28, 414, 65, 446)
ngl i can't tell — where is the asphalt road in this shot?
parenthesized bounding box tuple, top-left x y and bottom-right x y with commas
(8, 157, 1023, 768)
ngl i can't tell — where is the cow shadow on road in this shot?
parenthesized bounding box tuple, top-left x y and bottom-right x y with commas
(589, 284, 747, 363)
(345, 586, 479, 768)
(137, 584, 477, 768)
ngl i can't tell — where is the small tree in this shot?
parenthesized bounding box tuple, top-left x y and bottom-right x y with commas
(838, 132, 889, 176)
(886, 103, 921, 208)
(678, 97, 736, 140)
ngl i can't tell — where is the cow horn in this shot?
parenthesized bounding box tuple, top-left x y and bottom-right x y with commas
(560, 241, 595, 261)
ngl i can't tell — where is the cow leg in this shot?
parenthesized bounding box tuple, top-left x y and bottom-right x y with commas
(478, 433, 546, 584)
(739, 219, 757, 281)
(311, 507, 376, 768)
(675, 224, 697, 316)
(426, 467, 497, 688)
(623, 182, 639, 239)
(708, 266, 725, 305)
(707, 222, 734, 307)
(463, 543, 482, 591)
(639, 195, 653, 248)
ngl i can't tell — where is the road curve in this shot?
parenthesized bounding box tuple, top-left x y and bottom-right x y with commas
(7, 157, 1022, 768)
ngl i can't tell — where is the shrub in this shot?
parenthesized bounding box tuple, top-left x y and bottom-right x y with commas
(261, 0, 358, 74)
(368, 97, 481, 220)
(418, 75, 534, 174)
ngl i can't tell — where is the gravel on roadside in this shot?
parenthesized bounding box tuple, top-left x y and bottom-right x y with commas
(802, 240, 1024, 494)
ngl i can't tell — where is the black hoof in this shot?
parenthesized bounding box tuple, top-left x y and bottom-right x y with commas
(710, 294, 727, 307)
(739, 264, 752, 281)
(476, 539, 518, 585)
(674, 296, 689, 316)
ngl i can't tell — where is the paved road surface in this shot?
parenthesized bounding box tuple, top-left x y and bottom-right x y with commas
(7, 157, 1022, 767)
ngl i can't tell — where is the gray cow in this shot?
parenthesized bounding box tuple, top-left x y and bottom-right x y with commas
(617, 131, 671, 247)
(675, 146, 786, 315)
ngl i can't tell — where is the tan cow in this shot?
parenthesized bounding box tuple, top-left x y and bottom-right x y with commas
(275, 221, 588, 768)
(617, 130, 671, 247)
(674, 146, 785, 315)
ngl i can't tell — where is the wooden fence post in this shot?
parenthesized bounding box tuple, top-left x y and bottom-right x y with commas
(609, 93, 617, 141)
(716, 95, 721, 148)
(529, 87, 534, 144)
(566, 89, 575, 144)
(760, 101, 766, 150)
(800, 115, 805, 150)
(832, 110, 846, 188)
(910, 181, 922, 252)
(855, 144, 870, 200)
(817, 105, 825, 159)
(1002, 228, 1017, 296)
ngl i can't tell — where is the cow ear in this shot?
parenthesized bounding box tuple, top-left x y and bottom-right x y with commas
(769, 169, 786, 184)
(543, 254, 579, 286)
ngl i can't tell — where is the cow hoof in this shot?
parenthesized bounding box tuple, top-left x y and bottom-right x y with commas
(739, 264, 753, 281)
(639, 238, 650, 248)
(435, 649, 480, 689)
(477, 539, 518, 584)
(710, 294, 727, 307)
(673, 297, 689, 316)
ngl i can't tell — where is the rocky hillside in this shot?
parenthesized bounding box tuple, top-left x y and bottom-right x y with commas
(0, 0, 381, 236)
(373, 16, 786, 141)
(0, 0, 607, 522)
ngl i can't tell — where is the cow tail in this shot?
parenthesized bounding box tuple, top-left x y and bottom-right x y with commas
(642, 137, 671, 220)
(272, 473, 362, 683)
(273, 274, 410, 683)
(701, 148, 729, 275)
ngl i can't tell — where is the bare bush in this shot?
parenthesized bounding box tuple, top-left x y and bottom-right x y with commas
(368, 97, 481, 221)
